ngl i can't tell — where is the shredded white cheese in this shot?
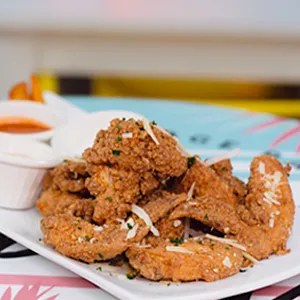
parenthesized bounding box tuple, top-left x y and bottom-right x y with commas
(103, 224, 109, 229)
(64, 156, 87, 164)
(204, 148, 240, 167)
(93, 226, 103, 232)
(78, 237, 83, 243)
(184, 218, 190, 240)
(166, 246, 194, 255)
(222, 256, 232, 268)
(213, 268, 219, 273)
(258, 162, 266, 175)
(122, 132, 133, 139)
(126, 224, 139, 239)
(173, 220, 182, 228)
(121, 217, 135, 230)
(224, 227, 230, 234)
(242, 251, 259, 264)
(90, 237, 97, 244)
(132, 204, 160, 236)
(135, 243, 151, 248)
(186, 182, 196, 202)
(269, 218, 274, 228)
(205, 234, 247, 251)
(143, 118, 159, 145)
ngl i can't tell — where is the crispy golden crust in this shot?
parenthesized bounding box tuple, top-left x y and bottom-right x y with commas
(182, 160, 238, 207)
(36, 189, 94, 221)
(126, 239, 244, 282)
(50, 160, 89, 193)
(83, 119, 187, 178)
(41, 191, 187, 263)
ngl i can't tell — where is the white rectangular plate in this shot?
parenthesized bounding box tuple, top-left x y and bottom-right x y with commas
(0, 184, 299, 300)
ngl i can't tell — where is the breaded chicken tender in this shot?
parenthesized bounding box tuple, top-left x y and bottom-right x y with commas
(41, 191, 187, 263)
(86, 165, 159, 224)
(126, 238, 244, 282)
(83, 119, 187, 178)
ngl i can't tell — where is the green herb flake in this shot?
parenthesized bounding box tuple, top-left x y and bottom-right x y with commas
(167, 283, 171, 286)
(225, 246, 230, 250)
(119, 177, 123, 181)
(116, 124, 121, 129)
(187, 156, 196, 168)
(170, 237, 184, 246)
(96, 266, 102, 271)
(127, 223, 133, 230)
(85, 235, 90, 242)
(96, 139, 100, 143)
(221, 167, 227, 171)
(197, 240, 203, 244)
(114, 136, 122, 143)
(239, 269, 247, 273)
(129, 118, 134, 121)
(126, 273, 136, 280)
(112, 150, 121, 156)
(135, 121, 139, 126)
(105, 196, 113, 201)
(205, 214, 209, 220)
(210, 243, 215, 247)
(98, 253, 104, 259)
(152, 121, 157, 125)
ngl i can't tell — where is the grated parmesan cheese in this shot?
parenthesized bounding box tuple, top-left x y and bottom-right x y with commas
(213, 268, 219, 273)
(121, 217, 135, 230)
(90, 237, 97, 244)
(122, 132, 133, 138)
(143, 118, 159, 145)
(94, 226, 103, 232)
(258, 162, 266, 175)
(269, 218, 274, 228)
(78, 237, 83, 243)
(166, 246, 194, 255)
(135, 243, 151, 248)
(242, 251, 259, 264)
(222, 256, 232, 268)
(173, 220, 182, 228)
(64, 156, 87, 164)
(132, 204, 160, 236)
(126, 224, 139, 239)
(205, 234, 247, 251)
(204, 148, 240, 167)
(186, 182, 196, 202)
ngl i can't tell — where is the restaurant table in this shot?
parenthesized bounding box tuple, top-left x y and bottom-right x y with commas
(0, 97, 300, 300)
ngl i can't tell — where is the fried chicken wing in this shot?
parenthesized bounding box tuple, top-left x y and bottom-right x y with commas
(126, 238, 244, 282)
(41, 191, 187, 263)
(83, 119, 187, 178)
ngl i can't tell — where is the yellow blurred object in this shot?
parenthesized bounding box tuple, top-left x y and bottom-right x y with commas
(9, 75, 45, 103)
(38, 72, 59, 94)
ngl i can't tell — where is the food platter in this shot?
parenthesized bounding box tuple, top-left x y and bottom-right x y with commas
(0, 94, 300, 300)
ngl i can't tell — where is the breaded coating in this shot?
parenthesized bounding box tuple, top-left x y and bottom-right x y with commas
(41, 191, 187, 263)
(50, 160, 89, 193)
(155, 216, 184, 239)
(211, 159, 247, 203)
(85, 165, 159, 224)
(126, 238, 244, 282)
(171, 155, 295, 260)
(36, 189, 94, 221)
(182, 160, 238, 206)
(83, 119, 187, 178)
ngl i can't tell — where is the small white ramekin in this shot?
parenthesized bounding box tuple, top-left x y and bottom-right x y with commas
(0, 100, 64, 142)
(0, 136, 61, 209)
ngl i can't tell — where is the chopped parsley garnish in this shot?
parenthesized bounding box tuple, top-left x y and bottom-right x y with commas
(96, 139, 100, 143)
(152, 121, 157, 125)
(119, 177, 123, 181)
(167, 282, 171, 286)
(225, 246, 230, 250)
(170, 237, 184, 246)
(112, 150, 121, 156)
(135, 121, 139, 125)
(239, 269, 247, 273)
(221, 167, 227, 171)
(85, 235, 90, 242)
(114, 136, 122, 143)
(116, 124, 121, 129)
(205, 214, 209, 220)
(76, 220, 81, 223)
(210, 243, 215, 247)
(105, 196, 113, 201)
(98, 253, 104, 259)
(127, 223, 133, 230)
(187, 156, 196, 167)
(126, 273, 136, 280)
(197, 240, 203, 244)
(96, 266, 102, 271)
